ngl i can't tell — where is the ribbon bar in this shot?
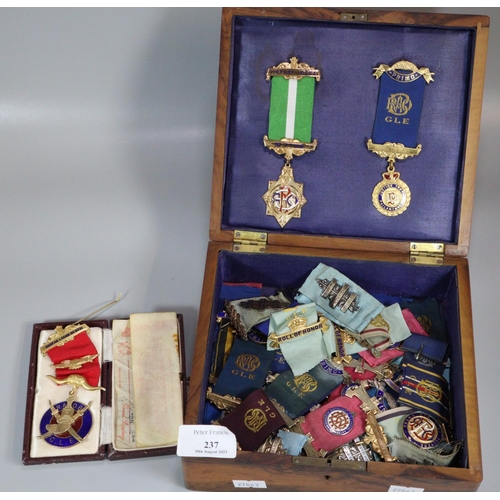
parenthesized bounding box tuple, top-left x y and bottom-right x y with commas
(40, 324, 90, 356)
(373, 61, 434, 84)
(266, 57, 321, 81)
(263, 137, 318, 155)
(269, 316, 328, 348)
(267, 68, 321, 79)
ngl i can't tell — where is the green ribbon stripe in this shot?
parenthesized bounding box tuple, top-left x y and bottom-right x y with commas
(268, 76, 315, 143)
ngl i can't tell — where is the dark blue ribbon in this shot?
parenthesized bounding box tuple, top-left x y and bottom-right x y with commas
(398, 357, 450, 423)
(372, 71, 427, 147)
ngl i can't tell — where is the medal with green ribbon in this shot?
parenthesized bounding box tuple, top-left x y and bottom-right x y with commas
(262, 57, 320, 227)
(368, 60, 434, 216)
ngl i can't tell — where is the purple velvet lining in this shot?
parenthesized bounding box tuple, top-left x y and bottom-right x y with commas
(222, 16, 475, 243)
(197, 250, 467, 468)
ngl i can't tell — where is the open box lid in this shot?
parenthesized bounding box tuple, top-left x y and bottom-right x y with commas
(209, 8, 489, 258)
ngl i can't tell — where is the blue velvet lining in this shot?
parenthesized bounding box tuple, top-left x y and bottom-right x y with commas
(222, 16, 475, 243)
(197, 250, 467, 468)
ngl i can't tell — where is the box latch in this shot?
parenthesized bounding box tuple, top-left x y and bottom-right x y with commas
(233, 230, 267, 253)
(409, 242, 445, 266)
(340, 12, 368, 22)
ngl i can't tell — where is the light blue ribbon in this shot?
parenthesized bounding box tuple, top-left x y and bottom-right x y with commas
(297, 263, 384, 333)
(277, 429, 309, 456)
(267, 302, 335, 376)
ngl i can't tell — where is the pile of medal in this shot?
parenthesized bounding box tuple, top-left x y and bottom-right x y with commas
(204, 263, 461, 466)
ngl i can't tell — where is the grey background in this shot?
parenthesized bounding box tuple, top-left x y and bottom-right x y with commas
(0, 7, 498, 492)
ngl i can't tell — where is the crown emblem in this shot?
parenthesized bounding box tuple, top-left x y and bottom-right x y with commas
(286, 312, 308, 332)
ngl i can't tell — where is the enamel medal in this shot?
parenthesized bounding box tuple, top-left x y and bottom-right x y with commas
(263, 57, 320, 227)
(372, 162, 412, 216)
(262, 161, 307, 228)
(402, 412, 443, 449)
(368, 60, 434, 216)
(323, 407, 355, 436)
(39, 391, 94, 447)
(37, 295, 121, 447)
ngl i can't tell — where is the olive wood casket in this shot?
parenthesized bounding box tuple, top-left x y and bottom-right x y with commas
(181, 7, 489, 492)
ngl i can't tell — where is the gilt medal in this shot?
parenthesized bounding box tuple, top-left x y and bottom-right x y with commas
(368, 60, 434, 216)
(263, 57, 320, 227)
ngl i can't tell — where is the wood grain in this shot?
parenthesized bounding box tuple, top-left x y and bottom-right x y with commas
(208, 7, 490, 258)
(192, 7, 486, 491)
(184, 242, 482, 491)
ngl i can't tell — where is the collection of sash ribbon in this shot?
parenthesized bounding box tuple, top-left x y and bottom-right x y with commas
(204, 263, 461, 466)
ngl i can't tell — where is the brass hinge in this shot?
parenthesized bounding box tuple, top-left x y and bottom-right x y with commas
(409, 242, 445, 266)
(233, 230, 267, 253)
(340, 12, 368, 22)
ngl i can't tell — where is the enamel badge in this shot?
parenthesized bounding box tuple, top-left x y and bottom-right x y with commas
(402, 412, 443, 449)
(372, 167, 411, 216)
(262, 163, 307, 228)
(323, 407, 355, 436)
(39, 393, 93, 447)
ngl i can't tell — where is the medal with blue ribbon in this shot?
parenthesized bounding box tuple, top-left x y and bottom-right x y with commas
(262, 57, 320, 227)
(368, 60, 434, 216)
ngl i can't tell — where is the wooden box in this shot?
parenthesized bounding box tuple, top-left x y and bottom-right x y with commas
(23, 314, 187, 464)
(182, 7, 489, 492)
